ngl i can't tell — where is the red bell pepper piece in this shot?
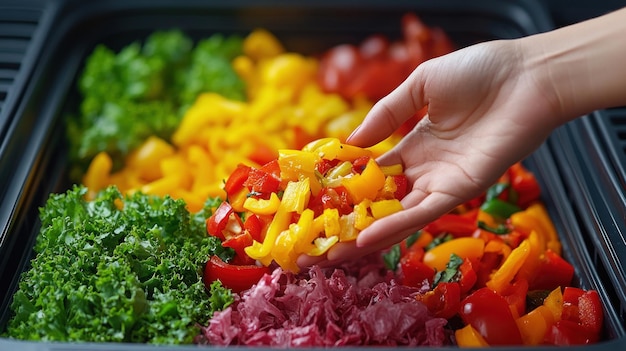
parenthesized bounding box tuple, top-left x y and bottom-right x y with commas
(459, 287, 523, 345)
(528, 249, 574, 291)
(399, 244, 434, 288)
(206, 201, 243, 241)
(351, 156, 371, 174)
(546, 320, 600, 346)
(501, 277, 529, 318)
(204, 255, 270, 293)
(315, 158, 341, 176)
(474, 251, 501, 288)
(423, 213, 477, 238)
(223, 164, 251, 198)
(243, 213, 265, 243)
(222, 231, 255, 265)
(458, 258, 478, 294)
(560, 287, 603, 342)
(243, 167, 281, 197)
(308, 185, 353, 217)
(422, 282, 461, 319)
(392, 174, 409, 200)
(508, 162, 541, 208)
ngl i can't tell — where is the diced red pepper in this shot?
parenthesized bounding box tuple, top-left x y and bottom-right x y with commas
(508, 162, 541, 208)
(222, 231, 255, 265)
(316, 158, 341, 176)
(528, 249, 574, 291)
(422, 282, 461, 319)
(474, 251, 502, 288)
(399, 244, 434, 288)
(501, 277, 529, 318)
(224, 164, 251, 198)
(561, 287, 603, 340)
(308, 185, 353, 217)
(459, 287, 523, 345)
(424, 213, 477, 238)
(546, 320, 600, 346)
(206, 201, 243, 241)
(351, 156, 371, 174)
(458, 258, 478, 294)
(204, 255, 270, 293)
(243, 214, 265, 242)
(260, 159, 282, 180)
(392, 174, 409, 200)
(244, 167, 281, 197)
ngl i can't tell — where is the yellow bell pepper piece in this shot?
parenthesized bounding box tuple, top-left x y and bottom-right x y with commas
(526, 203, 561, 255)
(379, 176, 399, 199)
(423, 237, 485, 271)
(293, 209, 317, 254)
(83, 152, 113, 200)
(322, 208, 341, 238)
(486, 239, 531, 294)
(126, 136, 175, 181)
(243, 28, 285, 61)
(354, 199, 375, 230)
(380, 164, 404, 176)
(272, 229, 300, 273)
(281, 178, 311, 214)
(517, 230, 544, 283)
(343, 158, 386, 204)
(245, 206, 291, 261)
(278, 149, 318, 182)
(455, 324, 489, 347)
(370, 199, 403, 219)
(542, 286, 563, 321)
(338, 212, 358, 242)
(516, 305, 555, 345)
(302, 137, 372, 161)
(243, 192, 281, 215)
(307, 236, 339, 257)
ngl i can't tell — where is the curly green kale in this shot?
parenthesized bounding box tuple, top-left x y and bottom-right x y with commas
(4, 186, 233, 344)
(68, 30, 246, 179)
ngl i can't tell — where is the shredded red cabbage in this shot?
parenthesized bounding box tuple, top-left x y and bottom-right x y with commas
(196, 255, 452, 347)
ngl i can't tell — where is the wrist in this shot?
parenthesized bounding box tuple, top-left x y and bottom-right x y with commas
(520, 8, 626, 125)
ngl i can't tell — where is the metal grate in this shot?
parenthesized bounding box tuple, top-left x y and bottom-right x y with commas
(0, 7, 41, 116)
(592, 107, 626, 191)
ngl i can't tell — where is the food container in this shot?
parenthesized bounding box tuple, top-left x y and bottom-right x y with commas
(549, 109, 626, 343)
(0, 0, 624, 349)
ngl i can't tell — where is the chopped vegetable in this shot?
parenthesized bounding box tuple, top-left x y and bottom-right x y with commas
(68, 30, 246, 181)
(4, 186, 232, 344)
(202, 137, 407, 272)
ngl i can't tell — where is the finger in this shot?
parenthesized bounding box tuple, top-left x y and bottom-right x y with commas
(296, 253, 326, 268)
(347, 68, 427, 147)
(357, 190, 461, 248)
(327, 227, 418, 263)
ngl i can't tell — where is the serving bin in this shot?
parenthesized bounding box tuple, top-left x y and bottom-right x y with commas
(0, 0, 624, 350)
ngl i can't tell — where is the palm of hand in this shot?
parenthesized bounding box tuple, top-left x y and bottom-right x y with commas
(299, 40, 557, 267)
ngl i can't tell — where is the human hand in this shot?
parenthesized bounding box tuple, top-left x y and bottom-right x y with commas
(298, 39, 562, 267)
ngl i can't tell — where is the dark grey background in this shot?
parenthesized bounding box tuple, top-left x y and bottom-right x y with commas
(544, 0, 626, 26)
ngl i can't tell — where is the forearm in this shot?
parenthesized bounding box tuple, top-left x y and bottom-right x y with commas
(521, 7, 626, 127)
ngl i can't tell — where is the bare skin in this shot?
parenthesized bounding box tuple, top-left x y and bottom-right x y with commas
(298, 7, 626, 267)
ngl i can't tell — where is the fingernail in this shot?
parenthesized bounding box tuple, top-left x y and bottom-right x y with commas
(346, 124, 361, 142)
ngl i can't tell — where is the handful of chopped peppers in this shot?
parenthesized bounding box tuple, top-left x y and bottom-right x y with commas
(382, 162, 604, 346)
(204, 137, 406, 274)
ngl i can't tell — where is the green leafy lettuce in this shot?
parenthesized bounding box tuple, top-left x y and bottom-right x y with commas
(67, 30, 245, 180)
(4, 185, 233, 344)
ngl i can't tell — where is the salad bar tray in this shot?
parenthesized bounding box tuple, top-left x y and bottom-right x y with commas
(0, 0, 624, 350)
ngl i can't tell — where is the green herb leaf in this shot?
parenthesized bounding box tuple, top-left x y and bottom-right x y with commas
(432, 253, 463, 287)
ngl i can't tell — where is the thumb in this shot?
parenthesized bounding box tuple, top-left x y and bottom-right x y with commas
(346, 67, 427, 147)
